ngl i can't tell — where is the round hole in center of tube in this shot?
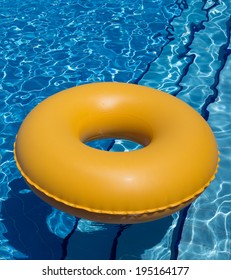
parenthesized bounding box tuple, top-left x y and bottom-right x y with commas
(84, 138, 144, 152)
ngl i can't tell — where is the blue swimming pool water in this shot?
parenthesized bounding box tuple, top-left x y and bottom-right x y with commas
(0, 0, 230, 259)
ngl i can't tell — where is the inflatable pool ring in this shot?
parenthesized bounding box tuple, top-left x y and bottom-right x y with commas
(14, 82, 219, 224)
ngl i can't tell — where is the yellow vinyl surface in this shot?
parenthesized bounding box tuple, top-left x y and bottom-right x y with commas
(14, 82, 219, 223)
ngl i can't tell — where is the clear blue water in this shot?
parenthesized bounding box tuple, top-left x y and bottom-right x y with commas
(0, 0, 230, 259)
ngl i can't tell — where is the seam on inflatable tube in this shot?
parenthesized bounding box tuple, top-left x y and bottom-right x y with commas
(14, 142, 220, 216)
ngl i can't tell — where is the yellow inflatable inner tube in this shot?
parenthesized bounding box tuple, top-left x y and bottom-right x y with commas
(14, 82, 219, 224)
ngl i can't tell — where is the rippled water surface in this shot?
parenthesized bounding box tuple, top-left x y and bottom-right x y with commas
(0, 0, 230, 259)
